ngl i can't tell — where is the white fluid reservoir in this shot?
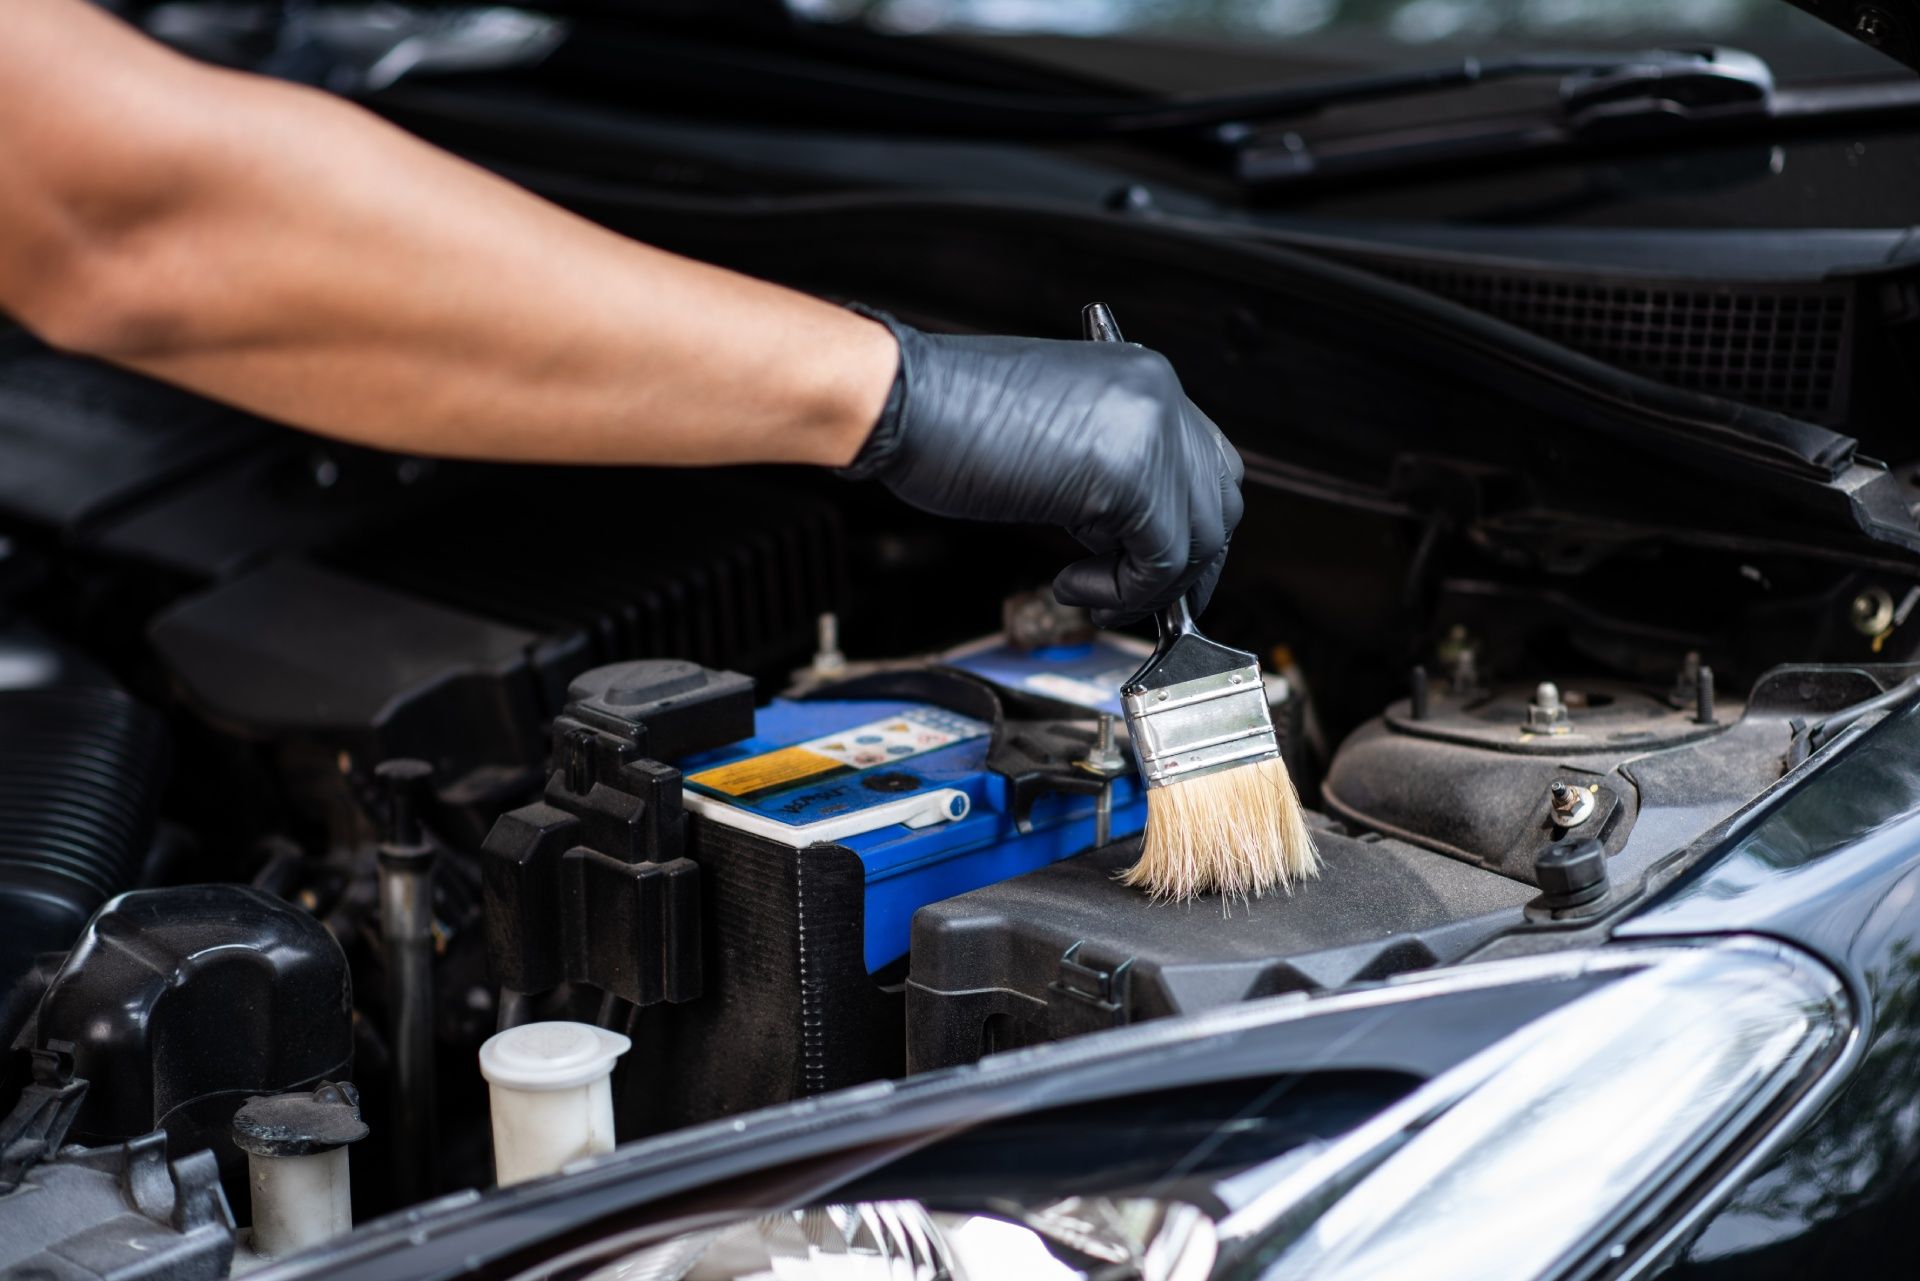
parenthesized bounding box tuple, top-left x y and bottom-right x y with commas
(230, 1081, 368, 1262)
(479, 1021, 631, 1185)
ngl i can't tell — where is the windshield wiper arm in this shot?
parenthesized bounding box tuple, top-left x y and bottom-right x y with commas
(1040, 50, 1677, 135)
(471, 23, 1768, 143)
(1230, 46, 1774, 187)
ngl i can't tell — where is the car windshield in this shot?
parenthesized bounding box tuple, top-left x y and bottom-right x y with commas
(789, 0, 1895, 84)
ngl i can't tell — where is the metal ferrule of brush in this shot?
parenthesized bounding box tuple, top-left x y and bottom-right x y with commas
(1121, 597, 1282, 790)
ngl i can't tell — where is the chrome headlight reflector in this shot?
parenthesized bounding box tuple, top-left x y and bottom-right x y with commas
(563, 939, 1849, 1281)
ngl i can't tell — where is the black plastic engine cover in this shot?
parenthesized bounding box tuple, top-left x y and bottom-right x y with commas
(905, 821, 1534, 1074)
(35, 885, 353, 1159)
(148, 558, 546, 780)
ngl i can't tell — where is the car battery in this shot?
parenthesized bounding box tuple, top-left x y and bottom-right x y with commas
(619, 639, 1153, 1135)
(680, 691, 1147, 973)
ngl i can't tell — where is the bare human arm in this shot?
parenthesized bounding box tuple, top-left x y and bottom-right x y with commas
(0, 0, 898, 467)
(0, 0, 1245, 620)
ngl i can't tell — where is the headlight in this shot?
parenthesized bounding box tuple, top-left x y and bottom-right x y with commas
(561, 939, 1847, 1281)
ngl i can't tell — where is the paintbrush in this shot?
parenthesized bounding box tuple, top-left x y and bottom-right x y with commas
(1081, 302, 1318, 901)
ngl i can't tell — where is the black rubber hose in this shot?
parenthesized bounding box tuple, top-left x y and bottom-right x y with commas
(0, 680, 169, 1046)
(1810, 672, 1920, 751)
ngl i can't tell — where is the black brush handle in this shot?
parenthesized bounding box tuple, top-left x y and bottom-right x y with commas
(1080, 302, 1194, 648)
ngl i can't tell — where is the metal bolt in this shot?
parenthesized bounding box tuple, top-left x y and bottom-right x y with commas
(1409, 665, 1431, 721)
(1695, 666, 1717, 726)
(812, 612, 847, 677)
(1093, 721, 1116, 847)
(1671, 650, 1702, 706)
(1078, 714, 1126, 774)
(1525, 682, 1572, 734)
(1549, 780, 1596, 827)
(1075, 715, 1128, 849)
(1852, 587, 1895, 637)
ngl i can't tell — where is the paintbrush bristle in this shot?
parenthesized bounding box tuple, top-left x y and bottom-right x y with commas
(1122, 756, 1318, 902)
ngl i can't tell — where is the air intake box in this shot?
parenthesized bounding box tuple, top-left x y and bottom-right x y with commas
(905, 822, 1536, 1074)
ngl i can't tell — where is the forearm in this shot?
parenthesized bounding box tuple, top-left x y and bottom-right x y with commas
(0, 1, 896, 467)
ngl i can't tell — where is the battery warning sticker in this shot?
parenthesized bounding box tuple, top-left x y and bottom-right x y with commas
(687, 706, 990, 803)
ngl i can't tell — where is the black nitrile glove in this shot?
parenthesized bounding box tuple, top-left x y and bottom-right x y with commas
(842, 311, 1245, 626)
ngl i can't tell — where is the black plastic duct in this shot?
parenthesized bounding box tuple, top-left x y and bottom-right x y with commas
(0, 635, 169, 1045)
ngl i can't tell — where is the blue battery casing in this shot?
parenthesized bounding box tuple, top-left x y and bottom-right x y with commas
(945, 638, 1151, 716)
(679, 639, 1149, 973)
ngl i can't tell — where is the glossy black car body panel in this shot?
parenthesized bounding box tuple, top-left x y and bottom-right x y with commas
(1619, 698, 1920, 1275)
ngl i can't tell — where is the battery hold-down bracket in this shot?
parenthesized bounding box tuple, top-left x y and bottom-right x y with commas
(482, 659, 754, 1007)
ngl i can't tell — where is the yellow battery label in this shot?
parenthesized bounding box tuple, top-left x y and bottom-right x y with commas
(688, 746, 845, 798)
(687, 707, 991, 806)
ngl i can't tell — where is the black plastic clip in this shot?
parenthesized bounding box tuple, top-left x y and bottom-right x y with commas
(0, 1040, 88, 1192)
(990, 722, 1110, 835)
(1047, 941, 1134, 1037)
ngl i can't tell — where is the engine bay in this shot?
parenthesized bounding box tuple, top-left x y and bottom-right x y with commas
(3, 220, 1919, 1272)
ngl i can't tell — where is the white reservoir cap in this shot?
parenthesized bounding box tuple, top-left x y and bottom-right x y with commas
(481, 1022, 632, 1184)
(480, 1022, 631, 1092)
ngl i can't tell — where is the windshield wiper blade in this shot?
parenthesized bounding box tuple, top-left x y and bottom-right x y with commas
(1230, 46, 1774, 187)
(1028, 50, 1664, 135)
(514, 24, 1767, 142)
